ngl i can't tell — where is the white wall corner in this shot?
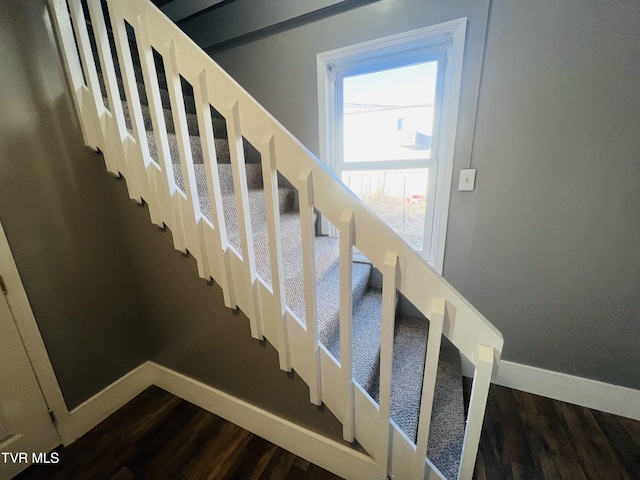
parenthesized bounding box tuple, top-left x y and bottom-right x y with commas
(58, 362, 154, 445)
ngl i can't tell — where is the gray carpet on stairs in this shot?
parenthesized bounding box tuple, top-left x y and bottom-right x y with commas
(368, 316, 466, 480)
(99, 63, 467, 476)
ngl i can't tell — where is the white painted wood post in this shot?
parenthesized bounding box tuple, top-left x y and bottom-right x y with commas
(339, 209, 355, 442)
(135, 12, 184, 248)
(457, 345, 495, 480)
(193, 69, 236, 308)
(298, 169, 321, 405)
(226, 100, 263, 340)
(413, 298, 447, 480)
(67, 0, 105, 151)
(85, 0, 135, 190)
(377, 251, 400, 479)
(261, 134, 291, 372)
(164, 39, 207, 278)
(48, 0, 90, 145)
(106, 0, 160, 224)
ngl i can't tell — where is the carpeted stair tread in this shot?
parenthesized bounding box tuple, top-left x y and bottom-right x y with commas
(215, 189, 340, 307)
(98, 71, 170, 113)
(311, 261, 372, 351)
(173, 163, 263, 195)
(121, 99, 201, 137)
(323, 287, 383, 392)
(208, 187, 358, 329)
(146, 131, 232, 169)
(425, 343, 465, 480)
(100, 79, 227, 137)
(220, 190, 296, 244)
(368, 315, 465, 480)
(215, 163, 265, 193)
(172, 163, 292, 228)
(144, 125, 260, 170)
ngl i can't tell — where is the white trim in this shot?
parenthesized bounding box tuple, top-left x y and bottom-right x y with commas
(0, 222, 68, 443)
(148, 362, 379, 480)
(317, 19, 468, 274)
(463, 360, 640, 422)
(60, 363, 153, 444)
(431, 19, 466, 274)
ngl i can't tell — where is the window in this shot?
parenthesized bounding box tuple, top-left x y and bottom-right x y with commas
(317, 19, 467, 273)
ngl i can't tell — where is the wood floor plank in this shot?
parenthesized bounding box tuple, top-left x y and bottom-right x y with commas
(258, 447, 297, 480)
(516, 390, 586, 479)
(558, 402, 630, 480)
(469, 380, 640, 480)
(473, 447, 487, 480)
(110, 467, 135, 480)
(592, 410, 640, 478)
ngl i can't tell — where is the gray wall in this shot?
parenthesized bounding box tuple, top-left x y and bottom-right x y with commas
(200, 0, 640, 389)
(445, 0, 640, 388)
(0, 1, 149, 408)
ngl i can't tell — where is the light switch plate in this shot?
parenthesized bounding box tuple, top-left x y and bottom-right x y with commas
(459, 169, 476, 191)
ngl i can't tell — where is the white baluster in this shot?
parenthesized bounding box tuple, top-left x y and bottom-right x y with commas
(49, 0, 85, 133)
(261, 134, 291, 372)
(107, 0, 159, 224)
(86, 0, 134, 189)
(164, 39, 207, 278)
(413, 298, 448, 480)
(339, 209, 355, 442)
(193, 69, 236, 308)
(67, 0, 105, 151)
(135, 13, 186, 252)
(226, 100, 262, 339)
(378, 252, 399, 479)
(458, 345, 495, 480)
(298, 169, 321, 405)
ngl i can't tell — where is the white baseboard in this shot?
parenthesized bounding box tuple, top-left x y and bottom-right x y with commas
(54, 361, 378, 478)
(464, 360, 640, 422)
(58, 362, 153, 445)
(148, 362, 378, 480)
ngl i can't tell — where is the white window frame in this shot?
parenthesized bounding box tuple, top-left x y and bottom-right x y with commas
(317, 18, 467, 274)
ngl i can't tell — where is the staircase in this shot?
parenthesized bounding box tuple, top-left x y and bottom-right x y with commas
(49, 0, 504, 478)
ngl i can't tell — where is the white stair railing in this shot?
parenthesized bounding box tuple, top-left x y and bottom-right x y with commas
(49, 0, 504, 478)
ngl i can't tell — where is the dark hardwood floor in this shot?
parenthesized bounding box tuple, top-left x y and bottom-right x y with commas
(16, 382, 640, 480)
(16, 386, 342, 480)
(469, 380, 640, 480)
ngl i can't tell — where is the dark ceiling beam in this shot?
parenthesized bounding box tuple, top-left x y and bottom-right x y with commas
(160, 0, 230, 23)
(177, 0, 380, 52)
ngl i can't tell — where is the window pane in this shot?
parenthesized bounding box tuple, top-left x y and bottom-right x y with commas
(341, 169, 428, 250)
(343, 61, 438, 163)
